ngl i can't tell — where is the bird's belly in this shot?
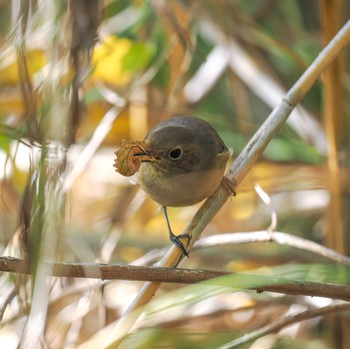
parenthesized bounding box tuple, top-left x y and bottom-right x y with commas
(138, 167, 225, 207)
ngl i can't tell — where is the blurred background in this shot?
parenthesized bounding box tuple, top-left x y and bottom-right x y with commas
(0, 1, 349, 348)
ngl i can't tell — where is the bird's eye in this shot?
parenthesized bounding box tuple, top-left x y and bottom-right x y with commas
(169, 148, 183, 160)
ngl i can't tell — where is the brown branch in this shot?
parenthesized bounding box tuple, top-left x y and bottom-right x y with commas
(0, 256, 227, 283)
(1, 257, 350, 302)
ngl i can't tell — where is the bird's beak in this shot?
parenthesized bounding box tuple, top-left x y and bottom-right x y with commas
(133, 146, 159, 163)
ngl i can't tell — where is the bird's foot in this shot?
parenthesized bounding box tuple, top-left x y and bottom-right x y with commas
(221, 176, 237, 196)
(170, 232, 191, 257)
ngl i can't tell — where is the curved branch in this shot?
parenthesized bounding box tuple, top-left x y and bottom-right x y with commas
(134, 231, 350, 266)
(195, 231, 350, 265)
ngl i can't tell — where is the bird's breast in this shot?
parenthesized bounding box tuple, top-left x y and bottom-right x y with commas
(138, 161, 227, 207)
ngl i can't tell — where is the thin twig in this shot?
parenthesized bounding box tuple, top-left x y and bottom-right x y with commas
(62, 105, 124, 192)
(133, 230, 350, 266)
(0, 288, 17, 321)
(195, 231, 350, 265)
(218, 302, 350, 349)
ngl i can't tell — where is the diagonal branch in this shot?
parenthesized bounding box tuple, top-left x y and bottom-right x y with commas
(218, 302, 350, 349)
(99, 20, 350, 349)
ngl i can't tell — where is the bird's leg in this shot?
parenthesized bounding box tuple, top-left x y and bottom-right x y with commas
(162, 206, 190, 257)
(221, 176, 237, 196)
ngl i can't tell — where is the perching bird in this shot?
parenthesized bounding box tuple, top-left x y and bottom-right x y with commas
(114, 116, 233, 256)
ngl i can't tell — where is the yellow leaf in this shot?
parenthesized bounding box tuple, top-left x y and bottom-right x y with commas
(91, 36, 133, 86)
(0, 49, 46, 86)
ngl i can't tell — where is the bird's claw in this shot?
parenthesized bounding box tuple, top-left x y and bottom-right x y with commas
(170, 232, 191, 257)
(221, 176, 237, 196)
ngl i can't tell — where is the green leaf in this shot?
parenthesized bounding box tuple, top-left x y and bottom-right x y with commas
(122, 42, 154, 73)
(0, 134, 12, 152)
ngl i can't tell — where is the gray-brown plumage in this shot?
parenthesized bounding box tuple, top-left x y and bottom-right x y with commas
(138, 116, 230, 207)
(117, 116, 231, 256)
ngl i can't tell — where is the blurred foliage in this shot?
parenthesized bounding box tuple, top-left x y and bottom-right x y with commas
(0, 0, 349, 349)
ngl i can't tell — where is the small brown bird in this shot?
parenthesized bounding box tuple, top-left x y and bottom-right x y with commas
(114, 116, 232, 256)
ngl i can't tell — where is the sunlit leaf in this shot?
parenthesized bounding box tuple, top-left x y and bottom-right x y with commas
(91, 36, 133, 85)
